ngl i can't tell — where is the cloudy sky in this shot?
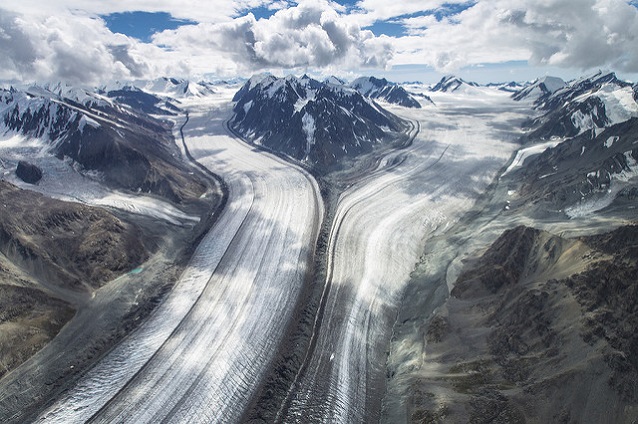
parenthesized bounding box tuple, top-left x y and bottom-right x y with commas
(2, 0, 638, 85)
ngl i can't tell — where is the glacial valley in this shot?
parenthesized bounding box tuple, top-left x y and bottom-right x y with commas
(0, 72, 636, 424)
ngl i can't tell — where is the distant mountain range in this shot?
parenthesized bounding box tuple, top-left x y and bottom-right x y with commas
(511, 76, 566, 101)
(0, 83, 206, 203)
(0, 74, 429, 194)
(430, 75, 480, 93)
(3, 71, 636, 209)
(515, 71, 637, 139)
(103, 77, 217, 99)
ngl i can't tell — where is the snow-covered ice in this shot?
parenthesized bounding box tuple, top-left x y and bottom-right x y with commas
(502, 139, 562, 176)
(37, 87, 323, 423)
(302, 112, 316, 154)
(605, 136, 619, 148)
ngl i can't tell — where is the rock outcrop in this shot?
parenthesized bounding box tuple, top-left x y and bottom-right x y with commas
(401, 225, 638, 423)
(0, 180, 155, 380)
(15, 161, 43, 184)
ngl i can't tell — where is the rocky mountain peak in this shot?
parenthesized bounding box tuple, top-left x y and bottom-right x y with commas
(430, 75, 479, 93)
(511, 76, 566, 102)
(229, 74, 411, 170)
(518, 71, 638, 140)
(350, 76, 423, 108)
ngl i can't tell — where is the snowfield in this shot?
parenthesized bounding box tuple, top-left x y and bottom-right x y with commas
(574, 84, 638, 127)
(502, 139, 563, 176)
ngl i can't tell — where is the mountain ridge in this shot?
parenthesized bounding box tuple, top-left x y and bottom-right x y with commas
(350, 76, 425, 108)
(0, 84, 209, 204)
(229, 74, 412, 170)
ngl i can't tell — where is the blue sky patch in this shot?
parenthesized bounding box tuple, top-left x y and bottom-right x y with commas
(431, 2, 476, 21)
(101, 2, 480, 42)
(366, 20, 408, 37)
(336, 0, 359, 9)
(243, 4, 283, 20)
(102, 12, 196, 42)
(362, 1, 477, 37)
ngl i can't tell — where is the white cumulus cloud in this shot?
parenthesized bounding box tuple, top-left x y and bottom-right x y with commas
(152, 0, 394, 74)
(0, 10, 161, 84)
(391, 0, 638, 73)
(1, 0, 638, 83)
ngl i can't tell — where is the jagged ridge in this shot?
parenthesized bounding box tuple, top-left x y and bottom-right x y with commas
(229, 74, 411, 170)
(0, 84, 207, 203)
(350, 76, 424, 108)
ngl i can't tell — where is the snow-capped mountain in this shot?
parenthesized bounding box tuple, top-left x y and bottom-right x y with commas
(323, 76, 347, 86)
(101, 77, 217, 100)
(139, 77, 216, 98)
(540, 71, 632, 111)
(229, 74, 411, 169)
(1, 87, 89, 142)
(511, 76, 566, 102)
(101, 85, 181, 116)
(350, 76, 424, 108)
(517, 118, 638, 217)
(26, 82, 116, 110)
(519, 71, 638, 140)
(504, 72, 638, 217)
(430, 75, 479, 93)
(0, 84, 204, 203)
(486, 81, 526, 93)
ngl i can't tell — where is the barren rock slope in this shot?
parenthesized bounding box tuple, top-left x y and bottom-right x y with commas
(409, 225, 638, 423)
(0, 180, 150, 379)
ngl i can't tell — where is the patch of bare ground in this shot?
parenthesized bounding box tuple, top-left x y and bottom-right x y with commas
(0, 164, 223, 423)
(0, 260, 74, 379)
